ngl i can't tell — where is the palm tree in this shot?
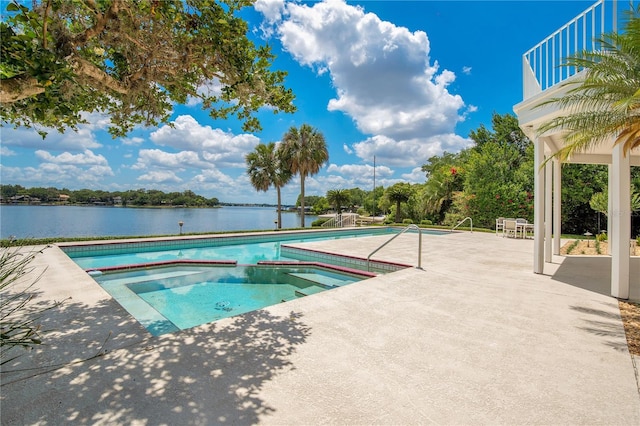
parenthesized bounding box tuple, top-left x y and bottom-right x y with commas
(386, 182, 412, 223)
(537, 6, 640, 159)
(281, 124, 329, 227)
(326, 189, 350, 218)
(245, 142, 292, 229)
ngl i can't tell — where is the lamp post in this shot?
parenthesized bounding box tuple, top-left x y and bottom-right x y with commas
(584, 231, 593, 247)
(178, 221, 184, 235)
(274, 220, 278, 231)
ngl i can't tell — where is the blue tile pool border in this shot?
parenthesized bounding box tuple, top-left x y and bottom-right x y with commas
(58, 227, 406, 258)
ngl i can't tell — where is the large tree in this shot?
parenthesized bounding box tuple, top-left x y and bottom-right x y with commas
(281, 124, 328, 227)
(245, 142, 292, 229)
(0, 0, 295, 137)
(537, 5, 640, 158)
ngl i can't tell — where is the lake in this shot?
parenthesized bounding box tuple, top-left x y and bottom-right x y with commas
(0, 205, 319, 239)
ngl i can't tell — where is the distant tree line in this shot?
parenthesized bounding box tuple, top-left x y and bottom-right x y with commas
(0, 185, 219, 207)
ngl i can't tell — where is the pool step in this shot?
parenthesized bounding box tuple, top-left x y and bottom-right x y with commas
(98, 270, 204, 286)
(287, 272, 352, 288)
(294, 285, 328, 297)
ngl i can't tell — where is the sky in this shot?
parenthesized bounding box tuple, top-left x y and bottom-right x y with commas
(0, 0, 598, 205)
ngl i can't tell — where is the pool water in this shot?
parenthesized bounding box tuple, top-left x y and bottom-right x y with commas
(66, 228, 439, 335)
(67, 228, 405, 269)
(94, 264, 367, 335)
(73, 240, 295, 269)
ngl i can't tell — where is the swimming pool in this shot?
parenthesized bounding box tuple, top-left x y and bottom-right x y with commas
(92, 263, 376, 335)
(64, 227, 403, 269)
(62, 227, 442, 334)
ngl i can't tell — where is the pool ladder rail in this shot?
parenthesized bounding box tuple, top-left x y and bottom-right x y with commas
(451, 217, 473, 233)
(367, 224, 423, 271)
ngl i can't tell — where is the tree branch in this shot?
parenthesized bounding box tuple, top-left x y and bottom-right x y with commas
(70, 0, 122, 46)
(72, 57, 128, 95)
(0, 75, 45, 103)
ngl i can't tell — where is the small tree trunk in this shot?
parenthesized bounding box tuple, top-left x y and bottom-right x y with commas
(276, 186, 282, 229)
(300, 174, 306, 228)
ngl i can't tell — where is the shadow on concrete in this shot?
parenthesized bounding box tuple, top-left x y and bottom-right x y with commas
(551, 256, 613, 297)
(570, 301, 629, 353)
(1, 291, 311, 424)
(551, 256, 640, 300)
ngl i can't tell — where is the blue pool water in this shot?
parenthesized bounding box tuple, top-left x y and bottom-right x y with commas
(66, 228, 404, 269)
(94, 264, 368, 335)
(73, 240, 296, 269)
(67, 227, 443, 335)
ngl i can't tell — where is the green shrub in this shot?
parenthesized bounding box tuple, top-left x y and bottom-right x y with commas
(311, 217, 331, 227)
(420, 219, 433, 226)
(1, 246, 63, 365)
(402, 219, 413, 225)
(596, 232, 607, 242)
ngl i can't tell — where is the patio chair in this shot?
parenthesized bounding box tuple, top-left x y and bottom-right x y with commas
(503, 219, 517, 238)
(495, 217, 505, 235)
(515, 218, 528, 238)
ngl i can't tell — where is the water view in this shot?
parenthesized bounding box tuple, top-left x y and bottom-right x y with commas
(0, 205, 318, 239)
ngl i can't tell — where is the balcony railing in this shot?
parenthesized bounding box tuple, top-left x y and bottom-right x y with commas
(522, 0, 628, 100)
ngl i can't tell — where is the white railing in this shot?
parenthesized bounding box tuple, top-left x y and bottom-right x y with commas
(451, 217, 473, 233)
(522, 0, 620, 100)
(367, 224, 423, 271)
(321, 213, 357, 228)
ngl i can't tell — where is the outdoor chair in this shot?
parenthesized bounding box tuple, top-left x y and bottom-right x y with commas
(495, 217, 505, 235)
(516, 218, 528, 238)
(502, 219, 517, 238)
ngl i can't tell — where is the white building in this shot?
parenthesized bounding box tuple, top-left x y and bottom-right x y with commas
(513, 0, 640, 299)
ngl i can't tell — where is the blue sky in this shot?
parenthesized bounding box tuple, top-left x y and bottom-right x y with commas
(0, 0, 596, 204)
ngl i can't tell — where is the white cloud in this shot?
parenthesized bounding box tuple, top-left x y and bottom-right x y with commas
(320, 162, 397, 190)
(255, 0, 287, 24)
(462, 66, 472, 75)
(1, 126, 102, 151)
(138, 170, 183, 183)
(149, 115, 260, 167)
(131, 149, 209, 171)
(1, 146, 16, 156)
(353, 134, 472, 167)
(121, 136, 145, 146)
(1, 162, 114, 187)
(401, 167, 427, 183)
(326, 163, 393, 179)
(258, 0, 471, 162)
(343, 144, 353, 154)
(35, 149, 109, 166)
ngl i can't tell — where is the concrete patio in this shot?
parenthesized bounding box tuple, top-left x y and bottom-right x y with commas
(1, 230, 639, 424)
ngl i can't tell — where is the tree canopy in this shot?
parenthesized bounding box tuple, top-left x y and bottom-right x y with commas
(245, 142, 292, 229)
(0, 0, 296, 137)
(281, 124, 329, 227)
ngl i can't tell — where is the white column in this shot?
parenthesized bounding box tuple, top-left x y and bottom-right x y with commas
(533, 137, 545, 274)
(608, 164, 613, 255)
(545, 156, 553, 262)
(611, 143, 630, 299)
(553, 159, 562, 255)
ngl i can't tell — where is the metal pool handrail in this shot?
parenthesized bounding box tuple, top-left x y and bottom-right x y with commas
(367, 224, 422, 271)
(451, 217, 473, 233)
